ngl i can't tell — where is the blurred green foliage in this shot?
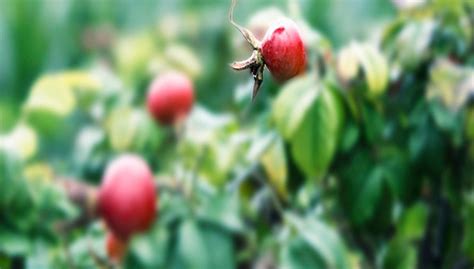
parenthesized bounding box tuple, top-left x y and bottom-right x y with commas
(1, 0, 474, 269)
(0, 0, 394, 131)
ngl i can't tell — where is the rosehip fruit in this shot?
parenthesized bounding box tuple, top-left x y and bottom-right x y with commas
(106, 232, 127, 263)
(147, 72, 194, 126)
(261, 18, 306, 83)
(229, 8, 307, 100)
(98, 154, 157, 240)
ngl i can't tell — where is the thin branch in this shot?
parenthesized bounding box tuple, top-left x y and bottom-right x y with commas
(229, 0, 261, 49)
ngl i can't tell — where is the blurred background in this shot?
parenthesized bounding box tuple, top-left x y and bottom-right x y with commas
(0, 0, 395, 129)
(1, 0, 474, 268)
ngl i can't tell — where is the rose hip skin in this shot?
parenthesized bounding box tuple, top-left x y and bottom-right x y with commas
(98, 154, 157, 241)
(147, 72, 194, 126)
(261, 18, 306, 83)
(106, 232, 127, 263)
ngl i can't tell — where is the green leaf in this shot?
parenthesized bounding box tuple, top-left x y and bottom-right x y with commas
(361, 100, 385, 143)
(0, 148, 35, 224)
(106, 107, 138, 151)
(199, 191, 244, 232)
(289, 86, 342, 178)
(0, 226, 31, 255)
(466, 107, 474, 140)
(114, 34, 155, 85)
(339, 153, 391, 225)
(23, 75, 76, 132)
(391, 21, 435, 69)
(273, 74, 319, 139)
(378, 147, 411, 202)
(24, 75, 76, 117)
(336, 45, 360, 82)
(351, 42, 389, 97)
(171, 219, 235, 269)
(128, 225, 170, 268)
(179, 106, 241, 187)
(73, 126, 105, 169)
(36, 183, 79, 221)
(381, 239, 417, 269)
(280, 237, 326, 269)
(60, 71, 101, 108)
(0, 123, 38, 160)
(173, 220, 208, 269)
(339, 121, 359, 152)
(426, 59, 474, 111)
(285, 214, 351, 269)
(164, 44, 202, 79)
(106, 107, 163, 153)
(397, 203, 429, 241)
(198, 223, 235, 269)
(353, 166, 386, 225)
(260, 134, 288, 200)
(246, 131, 276, 162)
(463, 194, 474, 259)
(68, 235, 100, 268)
(26, 241, 53, 269)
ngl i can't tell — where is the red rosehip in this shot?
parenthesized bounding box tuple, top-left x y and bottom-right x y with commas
(147, 72, 194, 126)
(261, 18, 306, 83)
(98, 154, 157, 241)
(106, 232, 128, 263)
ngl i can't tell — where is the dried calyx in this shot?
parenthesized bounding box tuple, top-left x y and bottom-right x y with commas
(229, 0, 265, 101)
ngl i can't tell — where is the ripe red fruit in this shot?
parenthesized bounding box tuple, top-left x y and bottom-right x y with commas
(106, 232, 127, 263)
(229, 6, 306, 100)
(261, 18, 306, 83)
(98, 154, 157, 241)
(147, 72, 194, 126)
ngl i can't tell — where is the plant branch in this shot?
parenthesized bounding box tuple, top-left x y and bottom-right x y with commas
(229, 0, 260, 50)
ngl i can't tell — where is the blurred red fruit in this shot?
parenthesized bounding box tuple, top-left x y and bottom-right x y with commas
(147, 72, 194, 126)
(98, 154, 157, 241)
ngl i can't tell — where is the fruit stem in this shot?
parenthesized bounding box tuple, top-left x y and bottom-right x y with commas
(229, 0, 261, 50)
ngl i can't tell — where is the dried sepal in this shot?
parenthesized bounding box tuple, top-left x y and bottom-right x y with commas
(250, 60, 265, 101)
(229, 0, 266, 101)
